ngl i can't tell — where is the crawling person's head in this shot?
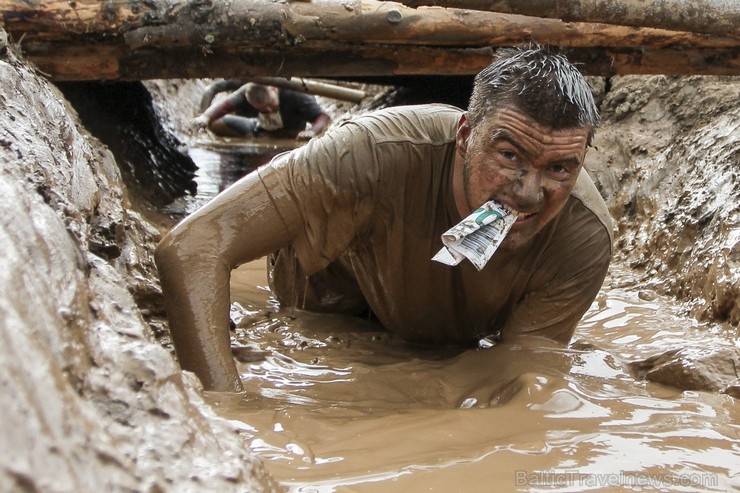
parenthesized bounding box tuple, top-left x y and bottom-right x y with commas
(467, 45, 600, 144)
(455, 46, 600, 251)
(245, 83, 280, 113)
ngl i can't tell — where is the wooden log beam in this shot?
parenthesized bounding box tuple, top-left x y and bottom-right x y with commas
(245, 77, 367, 103)
(24, 44, 739, 80)
(397, 0, 740, 38)
(1, 0, 739, 80)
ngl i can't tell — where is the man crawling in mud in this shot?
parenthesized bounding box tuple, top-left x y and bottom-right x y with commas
(155, 45, 613, 392)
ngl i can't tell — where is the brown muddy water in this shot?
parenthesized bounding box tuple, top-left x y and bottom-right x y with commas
(182, 147, 739, 492)
(162, 142, 293, 217)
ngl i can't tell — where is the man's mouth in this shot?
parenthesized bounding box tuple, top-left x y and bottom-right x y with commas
(485, 200, 537, 227)
(513, 212, 537, 224)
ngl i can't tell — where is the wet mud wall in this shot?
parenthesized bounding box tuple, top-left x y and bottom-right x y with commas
(0, 31, 278, 492)
(586, 75, 739, 327)
(55, 80, 199, 208)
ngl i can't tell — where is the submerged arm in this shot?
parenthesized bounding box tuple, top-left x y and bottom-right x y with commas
(155, 161, 299, 391)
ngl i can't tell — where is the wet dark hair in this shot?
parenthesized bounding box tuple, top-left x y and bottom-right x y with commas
(245, 83, 274, 106)
(468, 45, 600, 143)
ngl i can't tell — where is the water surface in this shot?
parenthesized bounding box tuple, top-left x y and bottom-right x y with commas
(208, 260, 739, 492)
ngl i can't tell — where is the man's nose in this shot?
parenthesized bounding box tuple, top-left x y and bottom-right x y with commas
(511, 171, 543, 211)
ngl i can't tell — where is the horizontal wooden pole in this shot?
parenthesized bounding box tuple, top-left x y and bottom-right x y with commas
(245, 77, 367, 103)
(397, 0, 740, 38)
(2, 0, 739, 80)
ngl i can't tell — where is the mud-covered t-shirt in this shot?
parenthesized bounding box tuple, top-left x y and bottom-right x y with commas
(258, 104, 613, 345)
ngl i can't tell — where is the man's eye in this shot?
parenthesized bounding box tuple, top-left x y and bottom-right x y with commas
(551, 164, 566, 173)
(547, 164, 571, 179)
(500, 150, 517, 160)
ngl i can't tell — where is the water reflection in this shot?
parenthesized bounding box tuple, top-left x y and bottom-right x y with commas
(162, 142, 293, 217)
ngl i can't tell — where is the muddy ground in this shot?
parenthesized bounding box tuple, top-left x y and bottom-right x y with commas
(1, 25, 738, 492)
(587, 75, 739, 326)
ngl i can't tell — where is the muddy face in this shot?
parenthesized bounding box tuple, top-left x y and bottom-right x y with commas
(455, 107, 589, 251)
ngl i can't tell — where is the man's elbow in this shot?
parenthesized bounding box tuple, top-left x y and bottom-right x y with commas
(315, 113, 331, 128)
(154, 230, 183, 283)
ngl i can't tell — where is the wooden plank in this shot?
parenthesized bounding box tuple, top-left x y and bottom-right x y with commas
(397, 0, 740, 37)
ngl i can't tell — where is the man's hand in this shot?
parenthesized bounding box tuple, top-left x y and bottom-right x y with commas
(301, 113, 331, 140)
(190, 114, 211, 132)
(296, 129, 316, 140)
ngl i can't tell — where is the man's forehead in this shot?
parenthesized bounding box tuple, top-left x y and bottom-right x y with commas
(480, 108, 590, 144)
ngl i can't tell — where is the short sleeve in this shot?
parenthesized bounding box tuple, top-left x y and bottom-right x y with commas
(258, 121, 381, 274)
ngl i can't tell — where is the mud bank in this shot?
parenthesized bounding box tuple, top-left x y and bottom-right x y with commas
(0, 31, 278, 492)
(587, 75, 739, 326)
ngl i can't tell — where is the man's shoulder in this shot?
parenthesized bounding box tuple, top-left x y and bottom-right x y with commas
(366, 103, 462, 118)
(345, 104, 462, 145)
(280, 89, 318, 106)
(526, 171, 612, 283)
(569, 170, 614, 245)
(280, 88, 311, 99)
(354, 103, 463, 125)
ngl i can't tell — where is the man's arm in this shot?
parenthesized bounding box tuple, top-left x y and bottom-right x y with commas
(297, 113, 331, 140)
(191, 84, 249, 130)
(500, 251, 610, 345)
(499, 225, 611, 345)
(287, 91, 332, 140)
(154, 161, 301, 391)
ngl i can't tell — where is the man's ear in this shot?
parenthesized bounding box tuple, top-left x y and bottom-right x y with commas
(456, 114, 471, 158)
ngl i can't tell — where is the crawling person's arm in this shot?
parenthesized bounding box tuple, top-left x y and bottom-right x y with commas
(154, 154, 301, 392)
